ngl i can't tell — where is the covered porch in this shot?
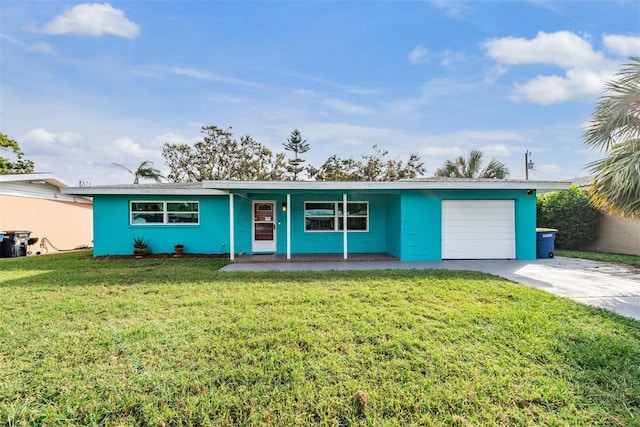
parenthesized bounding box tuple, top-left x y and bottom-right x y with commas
(232, 252, 399, 263)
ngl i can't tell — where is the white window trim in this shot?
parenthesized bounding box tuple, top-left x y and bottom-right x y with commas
(130, 201, 200, 226)
(304, 201, 368, 232)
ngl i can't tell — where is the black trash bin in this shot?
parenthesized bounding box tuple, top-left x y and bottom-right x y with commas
(0, 230, 31, 258)
(536, 228, 558, 259)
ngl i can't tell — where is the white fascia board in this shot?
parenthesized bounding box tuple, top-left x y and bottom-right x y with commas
(0, 173, 72, 188)
(203, 180, 571, 191)
(60, 187, 228, 196)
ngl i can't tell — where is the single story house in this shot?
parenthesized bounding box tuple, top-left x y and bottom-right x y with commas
(1, 173, 93, 254)
(62, 179, 568, 261)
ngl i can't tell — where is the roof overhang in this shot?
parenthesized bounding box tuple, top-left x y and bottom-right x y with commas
(61, 178, 571, 196)
(61, 186, 228, 196)
(0, 172, 72, 189)
(203, 179, 571, 192)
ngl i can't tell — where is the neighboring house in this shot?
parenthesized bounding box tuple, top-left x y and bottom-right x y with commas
(575, 177, 640, 256)
(62, 179, 568, 261)
(0, 173, 93, 254)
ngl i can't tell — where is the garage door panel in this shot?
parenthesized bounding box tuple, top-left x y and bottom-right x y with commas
(442, 200, 515, 259)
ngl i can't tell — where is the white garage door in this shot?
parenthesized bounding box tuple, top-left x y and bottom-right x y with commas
(442, 200, 516, 259)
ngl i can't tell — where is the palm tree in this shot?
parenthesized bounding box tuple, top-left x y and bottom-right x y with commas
(584, 57, 640, 219)
(435, 149, 509, 179)
(112, 160, 165, 184)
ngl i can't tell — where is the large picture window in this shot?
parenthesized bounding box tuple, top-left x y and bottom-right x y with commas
(304, 201, 368, 232)
(130, 201, 199, 225)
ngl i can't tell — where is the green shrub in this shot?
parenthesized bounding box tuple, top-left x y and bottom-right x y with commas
(537, 185, 602, 249)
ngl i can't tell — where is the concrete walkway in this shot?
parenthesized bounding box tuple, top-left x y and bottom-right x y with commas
(221, 257, 640, 321)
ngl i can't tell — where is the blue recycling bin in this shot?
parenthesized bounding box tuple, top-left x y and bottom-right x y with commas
(536, 228, 558, 259)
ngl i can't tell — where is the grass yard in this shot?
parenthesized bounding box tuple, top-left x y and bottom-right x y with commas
(555, 249, 640, 268)
(1, 251, 639, 426)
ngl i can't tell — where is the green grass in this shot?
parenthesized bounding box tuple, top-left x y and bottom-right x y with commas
(1, 251, 639, 426)
(556, 249, 640, 267)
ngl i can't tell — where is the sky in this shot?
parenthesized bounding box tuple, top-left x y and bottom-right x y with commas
(1, 0, 639, 186)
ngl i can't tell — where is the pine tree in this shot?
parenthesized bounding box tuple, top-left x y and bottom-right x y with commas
(282, 129, 310, 180)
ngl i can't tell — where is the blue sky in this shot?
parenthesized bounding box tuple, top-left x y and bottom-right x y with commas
(1, 1, 639, 185)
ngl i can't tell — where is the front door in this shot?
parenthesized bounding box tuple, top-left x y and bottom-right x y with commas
(252, 201, 276, 252)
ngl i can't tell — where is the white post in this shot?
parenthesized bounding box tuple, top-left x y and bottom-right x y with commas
(343, 193, 348, 260)
(286, 193, 291, 260)
(229, 193, 235, 261)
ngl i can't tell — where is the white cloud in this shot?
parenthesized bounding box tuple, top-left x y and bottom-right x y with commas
(41, 3, 139, 39)
(111, 136, 156, 159)
(172, 67, 263, 88)
(421, 146, 463, 156)
(324, 98, 373, 115)
(480, 143, 511, 156)
(429, 0, 470, 18)
(408, 45, 429, 64)
(484, 31, 603, 68)
(21, 128, 82, 156)
(151, 132, 192, 146)
(23, 128, 57, 145)
(511, 67, 613, 105)
(440, 49, 465, 66)
(603, 34, 640, 57)
(27, 41, 55, 54)
(455, 130, 526, 142)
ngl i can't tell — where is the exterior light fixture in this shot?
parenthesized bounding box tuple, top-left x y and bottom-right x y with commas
(281, 201, 287, 212)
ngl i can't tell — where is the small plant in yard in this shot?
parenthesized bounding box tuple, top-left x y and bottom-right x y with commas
(132, 236, 148, 247)
(132, 236, 149, 256)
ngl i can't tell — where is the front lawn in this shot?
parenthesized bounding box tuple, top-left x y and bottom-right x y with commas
(1, 251, 639, 426)
(555, 249, 640, 267)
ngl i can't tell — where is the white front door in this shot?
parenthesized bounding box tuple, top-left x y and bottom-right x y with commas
(252, 201, 277, 252)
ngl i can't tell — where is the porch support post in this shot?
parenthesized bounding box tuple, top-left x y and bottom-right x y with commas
(343, 193, 348, 260)
(286, 193, 291, 260)
(229, 193, 235, 261)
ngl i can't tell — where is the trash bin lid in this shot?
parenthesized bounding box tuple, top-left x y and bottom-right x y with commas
(536, 228, 558, 232)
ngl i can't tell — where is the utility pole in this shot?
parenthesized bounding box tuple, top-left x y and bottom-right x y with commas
(525, 150, 534, 180)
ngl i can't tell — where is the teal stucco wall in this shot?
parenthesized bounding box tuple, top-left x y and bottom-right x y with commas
(92, 195, 230, 256)
(397, 189, 536, 261)
(91, 188, 536, 260)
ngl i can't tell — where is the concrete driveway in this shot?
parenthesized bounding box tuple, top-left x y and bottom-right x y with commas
(221, 257, 640, 321)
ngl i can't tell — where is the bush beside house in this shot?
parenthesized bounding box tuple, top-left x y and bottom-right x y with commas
(537, 185, 602, 249)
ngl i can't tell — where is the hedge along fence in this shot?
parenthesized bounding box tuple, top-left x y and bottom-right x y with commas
(536, 185, 603, 250)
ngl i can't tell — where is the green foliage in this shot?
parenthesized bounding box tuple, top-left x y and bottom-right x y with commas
(163, 126, 287, 182)
(435, 149, 509, 179)
(537, 185, 603, 249)
(164, 125, 425, 182)
(584, 57, 640, 219)
(0, 132, 35, 174)
(555, 249, 640, 267)
(308, 145, 425, 181)
(0, 251, 639, 425)
(283, 129, 310, 180)
(132, 236, 148, 247)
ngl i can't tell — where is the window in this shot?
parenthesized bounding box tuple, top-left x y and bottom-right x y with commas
(131, 201, 199, 225)
(304, 201, 368, 232)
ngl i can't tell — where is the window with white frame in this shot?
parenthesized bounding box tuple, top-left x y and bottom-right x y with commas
(130, 201, 199, 225)
(304, 201, 368, 232)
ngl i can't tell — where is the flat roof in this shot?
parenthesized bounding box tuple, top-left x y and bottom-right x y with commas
(62, 178, 571, 195)
(203, 178, 570, 192)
